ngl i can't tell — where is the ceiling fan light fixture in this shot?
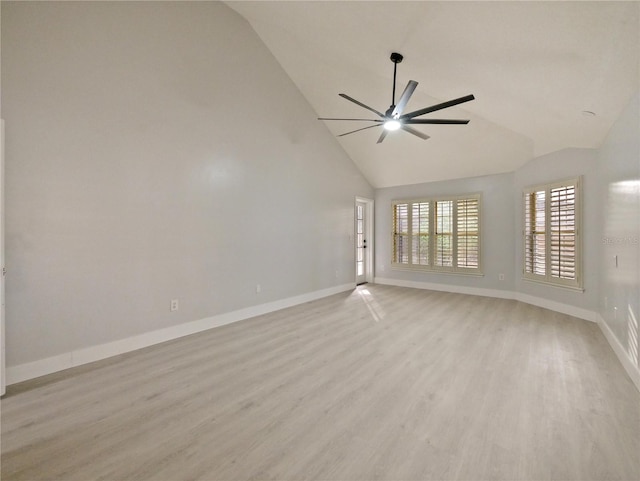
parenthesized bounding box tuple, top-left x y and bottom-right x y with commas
(318, 52, 474, 143)
(384, 119, 401, 131)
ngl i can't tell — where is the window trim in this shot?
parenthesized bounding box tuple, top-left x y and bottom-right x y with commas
(522, 177, 582, 290)
(391, 193, 482, 275)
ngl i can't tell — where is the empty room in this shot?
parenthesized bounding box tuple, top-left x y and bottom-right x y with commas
(1, 2, 639, 480)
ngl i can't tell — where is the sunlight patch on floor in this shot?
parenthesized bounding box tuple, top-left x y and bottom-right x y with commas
(628, 303, 638, 367)
(356, 287, 385, 323)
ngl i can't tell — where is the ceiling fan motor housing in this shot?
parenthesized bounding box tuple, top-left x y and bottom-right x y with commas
(390, 52, 403, 63)
(317, 52, 473, 143)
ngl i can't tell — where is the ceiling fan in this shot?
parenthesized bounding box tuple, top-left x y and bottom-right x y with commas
(318, 52, 475, 144)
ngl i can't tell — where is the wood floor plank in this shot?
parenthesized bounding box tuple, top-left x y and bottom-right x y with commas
(2, 285, 639, 480)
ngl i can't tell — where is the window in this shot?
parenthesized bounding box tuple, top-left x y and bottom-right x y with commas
(392, 194, 481, 274)
(523, 178, 581, 289)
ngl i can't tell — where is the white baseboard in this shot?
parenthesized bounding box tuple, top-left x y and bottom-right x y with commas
(374, 277, 515, 300)
(6, 283, 355, 386)
(375, 277, 636, 392)
(514, 292, 597, 323)
(373, 277, 596, 322)
(597, 314, 640, 392)
(5, 280, 612, 386)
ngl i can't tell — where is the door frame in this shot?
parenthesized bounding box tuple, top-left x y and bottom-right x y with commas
(1, 120, 5, 396)
(355, 196, 374, 284)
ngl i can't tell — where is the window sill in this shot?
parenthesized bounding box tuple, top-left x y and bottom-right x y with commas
(521, 277, 584, 292)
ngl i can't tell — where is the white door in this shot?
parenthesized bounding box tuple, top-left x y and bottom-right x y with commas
(355, 201, 368, 285)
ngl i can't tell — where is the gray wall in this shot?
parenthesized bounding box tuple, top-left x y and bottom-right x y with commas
(2, 2, 372, 367)
(375, 148, 602, 314)
(375, 172, 516, 292)
(597, 92, 640, 371)
(375, 93, 639, 384)
(3, 1, 638, 380)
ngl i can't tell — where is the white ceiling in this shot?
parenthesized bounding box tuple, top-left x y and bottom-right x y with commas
(227, 1, 639, 188)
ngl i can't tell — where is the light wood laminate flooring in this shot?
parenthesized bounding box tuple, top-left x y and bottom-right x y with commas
(2, 285, 639, 480)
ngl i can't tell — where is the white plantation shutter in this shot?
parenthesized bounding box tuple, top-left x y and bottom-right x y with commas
(435, 200, 453, 267)
(411, 202, 430, 265)
(392, 194, 481, 274)
(550, 185, 576, 280)
(393, 203, 409, 264)
(457, 198, 479, 269)
(524, 190, 546, 276)
(523, 178, 581, 288)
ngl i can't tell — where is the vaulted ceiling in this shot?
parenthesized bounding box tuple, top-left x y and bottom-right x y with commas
(228, 1, 639, 188)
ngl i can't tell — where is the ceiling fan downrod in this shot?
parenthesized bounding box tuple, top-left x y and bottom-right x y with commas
(317, 51, 474, 144)
(390, 52, 403, 113)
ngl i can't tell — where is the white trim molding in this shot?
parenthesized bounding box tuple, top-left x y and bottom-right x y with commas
(391, 193, 483, 275)
(522, 177, 582, 290)
(515, 292, 596, 322)
(374, 277, 597, 323)
(355, 196, 375, 284)
(597, 314, 640, 392)
(6, 283, 355, 386)
(378, 277, 636, 391)
(374, 277, 514, 300)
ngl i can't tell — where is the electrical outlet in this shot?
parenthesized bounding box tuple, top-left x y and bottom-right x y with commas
(170, 299, 179, 312)
(498, 273, 505, 281)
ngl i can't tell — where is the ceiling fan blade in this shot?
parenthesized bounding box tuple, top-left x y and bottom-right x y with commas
(376, 129, 389, 144)
(405, 119, 470, 125)
(339, 93, 385, 118)
(401, 125, 430, 140)
(318, 117, 383, 122)
(337, 124, 382, 137)
(391, 80, 418, 117)
(401, 94, 475, 120)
